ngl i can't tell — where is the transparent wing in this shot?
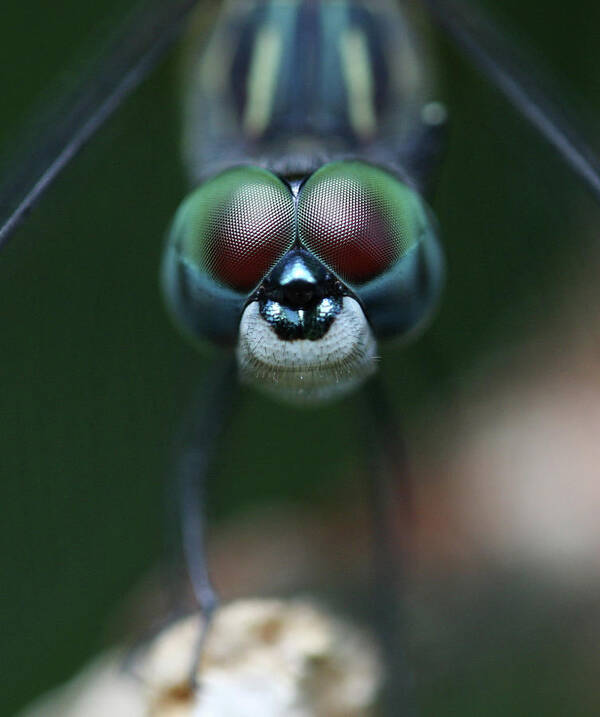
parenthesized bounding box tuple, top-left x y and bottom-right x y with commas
(422, 0, 600, 203)
(0, 0, 202, 250)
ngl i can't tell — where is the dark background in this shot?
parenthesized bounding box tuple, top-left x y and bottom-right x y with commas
(1, 0, 599, 714)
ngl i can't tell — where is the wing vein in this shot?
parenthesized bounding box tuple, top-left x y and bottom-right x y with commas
(0, 0, 200, 250)
(423, 0, 600, 202)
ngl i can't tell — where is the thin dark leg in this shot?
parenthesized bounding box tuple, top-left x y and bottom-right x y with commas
(361, 375, 417, 716)
(122, 356, 237, 680)
(174, 355, 238, 683)
(161, 441, 187, 618)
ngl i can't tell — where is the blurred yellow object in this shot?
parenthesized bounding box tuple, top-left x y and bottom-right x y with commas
(18, 599, 383, 717)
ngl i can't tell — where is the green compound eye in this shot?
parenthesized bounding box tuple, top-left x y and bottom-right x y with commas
(298, 161, 425, 284)
(174, 166, 295, 292)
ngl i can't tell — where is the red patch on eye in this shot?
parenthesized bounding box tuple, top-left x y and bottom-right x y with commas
(298, 176, 401, 283)
(208, 223, 293, 291)
(203, 184, 295, 291)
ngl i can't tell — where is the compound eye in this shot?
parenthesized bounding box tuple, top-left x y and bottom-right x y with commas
(174, 166, 295, 291)
(298, 161, 424, 284)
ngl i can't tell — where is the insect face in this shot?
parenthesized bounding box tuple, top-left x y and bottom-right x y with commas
(162, 160, 443, 403)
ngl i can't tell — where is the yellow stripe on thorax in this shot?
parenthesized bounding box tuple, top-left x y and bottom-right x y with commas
(243, 25, 283, 137)
(339, 28, 376, 139)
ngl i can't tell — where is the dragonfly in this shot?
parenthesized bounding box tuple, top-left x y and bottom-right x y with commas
(1, 0, 599, 714)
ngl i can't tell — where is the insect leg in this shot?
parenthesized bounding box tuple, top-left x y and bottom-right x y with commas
(361, 376, 417, 716)
(174, 355, 238, 683)
(120, 356, 237, 682)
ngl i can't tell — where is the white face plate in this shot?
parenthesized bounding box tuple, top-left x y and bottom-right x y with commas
(236, 297, 377, 405)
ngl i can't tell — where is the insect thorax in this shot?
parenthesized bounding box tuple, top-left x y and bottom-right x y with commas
(181, 0, 434, 183)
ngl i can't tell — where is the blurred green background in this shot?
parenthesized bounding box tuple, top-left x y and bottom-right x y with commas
(1, 0, 599, 714)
